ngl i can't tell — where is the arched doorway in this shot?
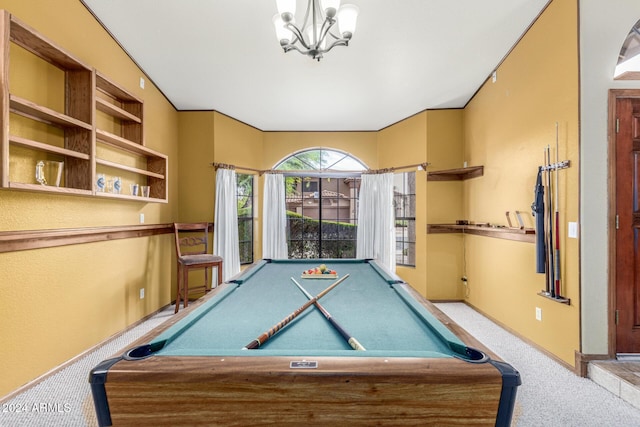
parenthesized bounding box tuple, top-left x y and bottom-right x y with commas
(609, 20, 640, 356)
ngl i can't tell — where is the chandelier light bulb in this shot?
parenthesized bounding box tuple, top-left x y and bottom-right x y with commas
(276, 0, 296, 22)
(337, 4, 359, 39)
(272, 14, 292, 45)
(320, 0, 341, 18)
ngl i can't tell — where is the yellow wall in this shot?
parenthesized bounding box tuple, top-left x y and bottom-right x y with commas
(425, 110, 466, 300)
(0, 0, 179, 397)
(177, 112, 264, 261)
(378, 113, 429, 296)
(462, 0, 579, 366)
(177, 112, 216, 223)
(262, 132, 378, 170)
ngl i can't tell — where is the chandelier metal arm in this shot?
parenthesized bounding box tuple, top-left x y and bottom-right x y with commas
(321, 38, 349, 54)
(284, 22, 311, 50)
(316, 17, 336, 47)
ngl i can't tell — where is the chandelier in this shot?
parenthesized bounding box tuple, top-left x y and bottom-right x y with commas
(273, 0, 359, 61)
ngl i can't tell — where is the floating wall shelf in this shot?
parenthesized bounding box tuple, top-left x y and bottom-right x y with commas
(427, 166, 484, 181)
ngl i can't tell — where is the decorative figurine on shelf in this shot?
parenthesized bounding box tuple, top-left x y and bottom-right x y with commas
(36, 161, 46, 185)
(96, 174, 105, 192)
(113, 177, 122, 194)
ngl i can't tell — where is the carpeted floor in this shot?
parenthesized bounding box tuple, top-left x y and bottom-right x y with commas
(0, 307, 176, 427)
(1, 302, 639, 426)
(435, 303, 640, 427)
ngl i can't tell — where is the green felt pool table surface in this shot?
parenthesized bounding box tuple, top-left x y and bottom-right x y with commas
(151, 258, 468, 358)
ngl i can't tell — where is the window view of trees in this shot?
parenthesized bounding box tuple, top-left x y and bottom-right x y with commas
(266, 149, 416, 264)
(237, 173, 253, 264)
(276, 149, 366, 259)
(285, 176, 360, 258)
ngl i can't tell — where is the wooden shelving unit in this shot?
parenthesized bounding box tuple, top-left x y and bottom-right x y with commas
(0, 10, 168, 202)
(0, 11, 93, 194)
(95, 72, 167, 202)
(427, 166, 484, 181)
(427, 224, 535, 243)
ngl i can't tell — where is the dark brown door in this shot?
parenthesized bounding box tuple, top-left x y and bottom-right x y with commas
(616, 97, 640, 353)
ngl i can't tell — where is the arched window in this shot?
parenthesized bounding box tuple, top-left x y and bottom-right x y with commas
(274, 148, 367, 172)
(275, 149, 366, 259)
(272, 148, 416, 266)
(615, 19, 640, 80)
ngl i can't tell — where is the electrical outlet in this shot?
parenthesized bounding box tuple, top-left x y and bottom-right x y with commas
(535, 307, 542, 321)
(139, 77, 145, 89)
(140, 288, 145, 299)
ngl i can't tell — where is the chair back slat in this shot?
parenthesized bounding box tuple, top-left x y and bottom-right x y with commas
(174, 223, 210, 257)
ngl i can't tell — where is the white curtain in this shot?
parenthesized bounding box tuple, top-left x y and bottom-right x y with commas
(262, 173, 288, 259)
(356, 173, 396, 272)
(213, 168, 241, 281)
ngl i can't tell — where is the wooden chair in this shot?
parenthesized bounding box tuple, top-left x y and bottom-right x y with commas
(173, 223, 223, 313)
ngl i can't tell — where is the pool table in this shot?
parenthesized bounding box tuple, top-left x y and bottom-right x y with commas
(90, 259, 520, 426)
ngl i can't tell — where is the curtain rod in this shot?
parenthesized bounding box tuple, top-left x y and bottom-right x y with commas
(210, 162, 430, 175)
(363, 163, 429, 174)
(211, 162, 263, 173)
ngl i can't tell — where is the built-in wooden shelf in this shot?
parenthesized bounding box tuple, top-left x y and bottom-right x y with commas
(9, 13, 89, 70)
(8, 181, 92, 195)
(2, 10, 93, 192)
(96, 129, 161, 158)
(96, 158, 164, 179)
(9, 135, 90, 160)
(96, 98, 142, 123)
(427, 166, 484, 181)
(0, 10, 168, 202)
(10, 95, 92, 130)
(427, 223, 535, 243)
(94, 191, 167, 204)
(96, 72, 141, 103)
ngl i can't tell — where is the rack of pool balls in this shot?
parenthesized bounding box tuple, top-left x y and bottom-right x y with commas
(301, 264, 338, 279)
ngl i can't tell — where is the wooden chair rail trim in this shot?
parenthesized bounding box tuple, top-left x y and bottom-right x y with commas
(427, 223, 536, 243)
(0, 223, 175, 254)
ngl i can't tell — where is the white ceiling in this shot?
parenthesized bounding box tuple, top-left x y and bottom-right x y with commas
(81, 0, 550, 131)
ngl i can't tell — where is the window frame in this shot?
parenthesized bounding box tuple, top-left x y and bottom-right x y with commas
(236, 173, 254, 265)
(394, 172, 416, 267)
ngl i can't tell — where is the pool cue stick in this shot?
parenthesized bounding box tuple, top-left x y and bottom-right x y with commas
(546, 145, 556, 297)
(543, 150, 551, 295)
(291, 277, 366, 351)
(554, 123, 562, 297)
(243, 274, 350, 350)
